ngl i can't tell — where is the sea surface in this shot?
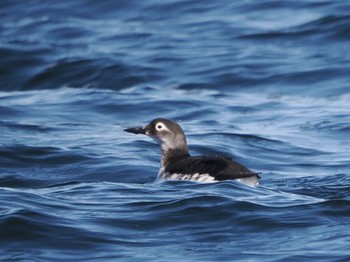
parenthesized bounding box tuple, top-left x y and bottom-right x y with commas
(1, 1, 350, 261)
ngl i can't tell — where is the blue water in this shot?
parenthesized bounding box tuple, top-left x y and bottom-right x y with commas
(1, 1, 350, 261)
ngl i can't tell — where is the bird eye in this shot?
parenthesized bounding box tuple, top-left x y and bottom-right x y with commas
(156, 123, 164, 130)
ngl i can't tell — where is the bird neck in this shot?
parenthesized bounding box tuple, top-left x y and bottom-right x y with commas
(160, 148, 190, 170)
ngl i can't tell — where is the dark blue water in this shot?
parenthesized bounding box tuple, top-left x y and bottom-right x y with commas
(1, 1, 350, 261)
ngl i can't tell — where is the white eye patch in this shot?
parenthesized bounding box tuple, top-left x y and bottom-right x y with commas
(156, 122, 165, 130)
(155, 122, 171, 132)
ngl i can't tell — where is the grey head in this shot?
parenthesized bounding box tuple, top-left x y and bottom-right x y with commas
(124, 118, 189, 157)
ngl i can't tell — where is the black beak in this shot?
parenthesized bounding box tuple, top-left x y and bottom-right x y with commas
(124, 126, 146, 135)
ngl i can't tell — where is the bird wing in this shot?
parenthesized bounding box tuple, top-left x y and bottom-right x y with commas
(165, 156, 259, 180)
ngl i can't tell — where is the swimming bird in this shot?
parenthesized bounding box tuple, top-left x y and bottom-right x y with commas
(124, 118, 260, 187)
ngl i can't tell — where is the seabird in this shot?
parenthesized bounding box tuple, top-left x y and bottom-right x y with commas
(124, 118, 260, 187)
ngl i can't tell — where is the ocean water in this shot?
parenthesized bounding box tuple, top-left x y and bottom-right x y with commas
(1, 0, 350, 261)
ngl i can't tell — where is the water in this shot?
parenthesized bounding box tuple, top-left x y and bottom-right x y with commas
(1, 0, 350, 261)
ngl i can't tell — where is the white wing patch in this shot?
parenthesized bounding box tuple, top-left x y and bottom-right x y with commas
(163, 172, 216, 183)
(159, 170, 259, 186)
(195, 174, 216, 183)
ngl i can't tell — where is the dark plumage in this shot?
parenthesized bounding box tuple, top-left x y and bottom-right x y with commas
(164, 156, 260, 181)
(124, 118, 260, 186)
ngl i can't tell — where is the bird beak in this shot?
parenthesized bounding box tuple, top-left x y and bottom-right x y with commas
(124, 126, 146, 135)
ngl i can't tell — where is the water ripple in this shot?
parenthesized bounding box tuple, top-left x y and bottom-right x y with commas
(1, 0, 350, 261)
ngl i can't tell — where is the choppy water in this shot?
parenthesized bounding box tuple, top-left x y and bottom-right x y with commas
(1, 1, 350, 261)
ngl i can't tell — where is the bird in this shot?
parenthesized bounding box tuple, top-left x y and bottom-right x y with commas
(124, 118, 260, 187)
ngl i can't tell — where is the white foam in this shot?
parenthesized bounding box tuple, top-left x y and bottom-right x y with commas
(236, 176, 259, 187)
